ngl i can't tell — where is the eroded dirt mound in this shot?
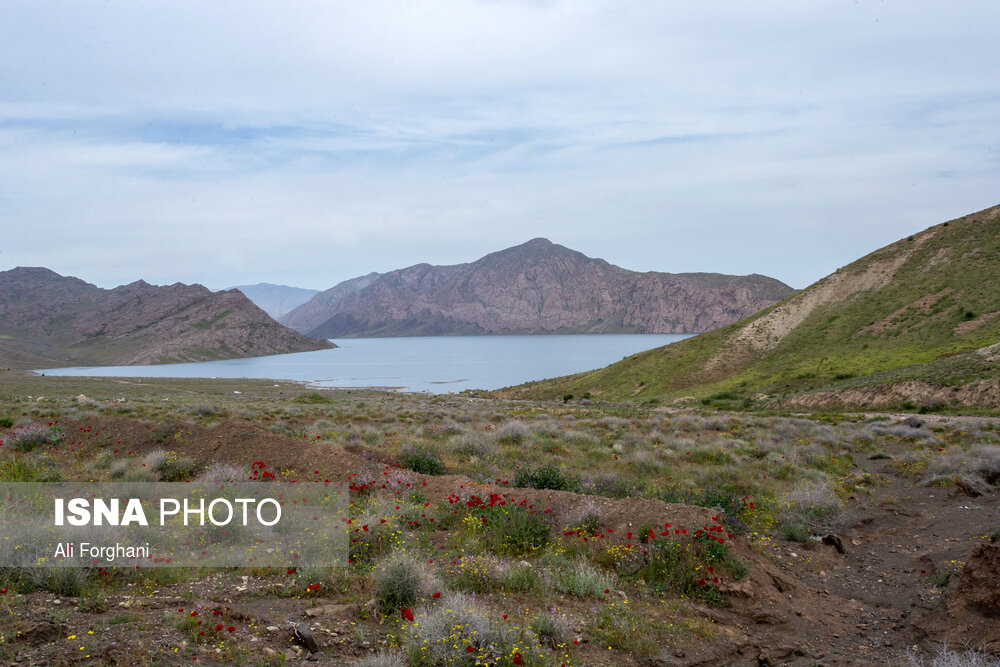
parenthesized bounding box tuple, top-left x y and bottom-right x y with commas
(783, 378, 1000, 410)
(914, 544, 1000, 655)
(64, 416, 373, 476)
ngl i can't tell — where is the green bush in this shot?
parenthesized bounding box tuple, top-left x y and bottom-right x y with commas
(552, 562, 615, 598)
(587, 602, 658, 656)
(781, 521, 810, 542)
(0, 458, 61, 482)
(349, 506, 403, 563)
(530, 610, 572, 648)
(605, 534, 743, 605)
(293, 392, 332, 404)
(513, 465, 577, 491)
(373, 551, 436, 615)
(401, 448, 445, 476)
(501, 563, 543, 594)
(629, 538, 704, 596)
(1, 567, 94, 597)
(477, 504, 550, 557)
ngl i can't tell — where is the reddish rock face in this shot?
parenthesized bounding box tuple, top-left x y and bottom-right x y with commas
(283, 239, 794, 338)
(0, 267, 333, 367)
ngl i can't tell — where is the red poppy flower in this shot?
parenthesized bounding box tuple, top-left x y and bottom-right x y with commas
(401, 608, 415, 622)
(513, 653, 524, 665)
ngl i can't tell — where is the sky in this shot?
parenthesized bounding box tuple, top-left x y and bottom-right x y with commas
(1, 1, 998, 292)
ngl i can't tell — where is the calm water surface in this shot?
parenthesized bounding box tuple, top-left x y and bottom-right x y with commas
(40, 334, 690, 393)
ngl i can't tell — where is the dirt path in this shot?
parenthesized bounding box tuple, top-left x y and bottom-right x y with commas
(766, 451, 999, 664)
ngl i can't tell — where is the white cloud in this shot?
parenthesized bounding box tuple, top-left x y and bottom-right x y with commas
(0, 0, 997, 290)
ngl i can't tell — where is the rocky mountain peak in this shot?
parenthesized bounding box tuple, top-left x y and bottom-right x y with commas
(286, 239, 795, 338)
(0, 267, 333, 368)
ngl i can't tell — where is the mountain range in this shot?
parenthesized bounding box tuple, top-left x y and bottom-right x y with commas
(506, 204, 1000, 409)
(0, 268, 333, 369)
(228, 283, 320, 319)
(280, 238, 795, 337)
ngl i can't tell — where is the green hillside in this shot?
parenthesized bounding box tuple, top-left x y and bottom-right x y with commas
(503, 204, 1000, 407)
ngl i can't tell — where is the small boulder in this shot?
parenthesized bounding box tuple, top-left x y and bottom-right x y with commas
(290, 622, 320, 654)
(822, 534, 846, 554)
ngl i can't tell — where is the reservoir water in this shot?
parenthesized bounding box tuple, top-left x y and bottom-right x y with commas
(39, 334, 691, 393)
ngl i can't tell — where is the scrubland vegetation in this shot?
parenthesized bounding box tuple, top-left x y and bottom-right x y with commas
(0, 374, 998, 664)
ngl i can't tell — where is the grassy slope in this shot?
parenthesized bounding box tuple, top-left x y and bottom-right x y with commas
(508, 204, 1000, 403)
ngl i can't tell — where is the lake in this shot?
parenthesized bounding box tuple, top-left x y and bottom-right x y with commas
(39, 334, 690, 393)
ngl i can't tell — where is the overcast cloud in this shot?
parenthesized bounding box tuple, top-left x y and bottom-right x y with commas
(1, 0, 998, 290)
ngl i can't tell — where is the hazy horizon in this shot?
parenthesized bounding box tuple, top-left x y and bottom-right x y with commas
(3, 1, 997, 292)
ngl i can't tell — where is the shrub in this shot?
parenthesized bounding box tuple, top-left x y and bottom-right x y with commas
(587, 602, 658, 656)
(601, 535, 738, 605)
(401, 448, 445, 476)
(108, 460, 129, 479)
(350, 499, 405, 562)
(446, 431, 496, 458)
(477, 504, 550, 557)
(780, 481, 847, 533)
(120, 468, 157, 483)
(403, 593, 543, 666)
(12, 567, 94, 597)
(188, 403, 222, 417)
(147, 451, 197, 481)
(781, 521, 811, 542)
(903, 645, 1000, 667)
(552, 562, 615, 598)
(560, 497, 604, 532)
(4, 423, 64, 452)
(501, 563, 543, 594)
(0, 458, 61, 482)
(92, 450, 114, 470)
(355, 652, 408, 667)
(144, 449, 168, 470)
(373, 551, 438, 615)
(530, 610, 573, 648)
(586, 473, 641, 499)
(268, 422, 302, 437)
(496, 420, 531, 445)
(513, 465, 577, 491)
(197, 463, 245, 484)
(293, 392, 332, 404)
(449, 554, 505, 593)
